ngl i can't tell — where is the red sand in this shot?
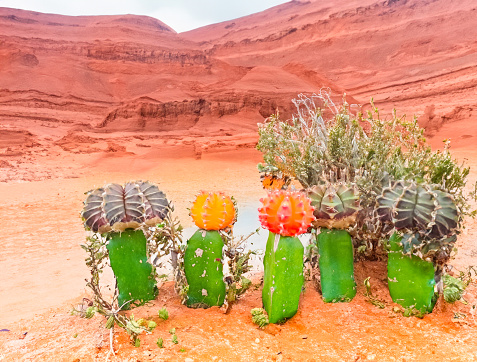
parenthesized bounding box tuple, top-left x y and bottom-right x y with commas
(1, 1, 477, 360)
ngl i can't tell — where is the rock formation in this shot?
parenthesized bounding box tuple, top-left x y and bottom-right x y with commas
(0, 0, 476, 181)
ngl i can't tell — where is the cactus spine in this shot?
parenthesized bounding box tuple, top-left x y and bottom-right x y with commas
(259, 190, 315, 323)
(184, 192, 235, 307)
(308, 183, 359, 302)
(377, 181, 459, 314)
(81, 181, 169, 309)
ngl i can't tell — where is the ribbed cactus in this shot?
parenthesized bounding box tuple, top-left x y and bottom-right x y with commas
(376, 181, 459, 314)
(308, 183, 359, 302)
(259, 190, 315, 236)
(258, 190, 314, 323)
(190, 191, 236, 230)
(82, 181, 169, 233)
(376, 181, 458, 241)
(81, 181, 169, 309)
(308, 183, 359, 229)
(184, 192, 236, 307)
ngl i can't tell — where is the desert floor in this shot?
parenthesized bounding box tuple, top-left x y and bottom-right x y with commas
(0, 142, 476, 361)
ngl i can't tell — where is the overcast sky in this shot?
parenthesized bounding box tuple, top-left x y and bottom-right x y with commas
(0, 0, 290, 32)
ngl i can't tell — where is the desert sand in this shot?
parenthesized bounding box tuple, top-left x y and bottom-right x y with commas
(1, 0, 477, 360)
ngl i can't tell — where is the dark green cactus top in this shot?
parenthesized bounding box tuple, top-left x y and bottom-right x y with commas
(377, 181, 458, 238)
(376, 180, 459, 260)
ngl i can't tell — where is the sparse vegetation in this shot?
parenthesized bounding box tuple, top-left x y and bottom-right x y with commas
(257, 92, 476, 261)
(78, 206, 183, 350)
(156, 337, 164, 348)
(251, 308, 269, 329)
(158, 307, 169, 320)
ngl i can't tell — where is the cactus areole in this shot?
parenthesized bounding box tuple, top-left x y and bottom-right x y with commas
(81, 181, 169, 309)
(308, 183, 359, 302)
(184, 192, 235, 307)
(259, 190, 314, 323)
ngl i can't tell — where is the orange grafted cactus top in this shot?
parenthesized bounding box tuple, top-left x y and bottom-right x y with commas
(258, 190, 315, 237)
(190, 191, 236, 230)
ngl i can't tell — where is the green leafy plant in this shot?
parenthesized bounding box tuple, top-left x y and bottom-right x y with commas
(156, 337, 164, 348)
(221, 228, 258, 313)
(172, 334, 179, 344)
(257, 92, 475, 260)
(442, 265, 477, 304)
(251, 308, 269, 329)
(147, 321, 157, 331)
(363, 277, 385, 309)
(158, 307, 169, 320)
(443, 274, 467, 304)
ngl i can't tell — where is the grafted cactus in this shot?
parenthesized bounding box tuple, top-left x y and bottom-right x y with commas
(81, 181, 170, 309)
(258, 190, 314, 323)
(376, 181, 459, 315)
(184, 192, 236, 308)
(308, 183, 359, 302)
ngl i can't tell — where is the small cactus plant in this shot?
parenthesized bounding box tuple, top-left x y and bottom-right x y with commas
(308, 183, 359, 302)
(376, 180, 459, 314)
(184, 191, 236, 307)
(258, 190, 315, 323)
(81, 181, 169, 309)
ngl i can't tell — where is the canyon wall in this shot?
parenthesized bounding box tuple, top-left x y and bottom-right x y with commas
(0, 0, 476, 181)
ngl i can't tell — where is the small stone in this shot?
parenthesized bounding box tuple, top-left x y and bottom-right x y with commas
(185, 358, 194, 362)
(255, 338, 260, 343)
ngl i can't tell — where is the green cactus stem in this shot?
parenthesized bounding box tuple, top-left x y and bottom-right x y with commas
(316, 228, 356, 302)
(263, 232, 304, 324)
(106, 229, 158, 309)
(184, 230, 226, 307)
(387, 233, 436, 314)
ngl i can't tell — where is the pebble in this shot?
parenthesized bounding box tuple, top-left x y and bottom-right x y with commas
(255, 338, 260, 343)
(185, 358, 194, 362)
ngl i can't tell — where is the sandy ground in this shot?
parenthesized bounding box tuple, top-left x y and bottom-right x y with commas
(0, 141, 476, 361)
